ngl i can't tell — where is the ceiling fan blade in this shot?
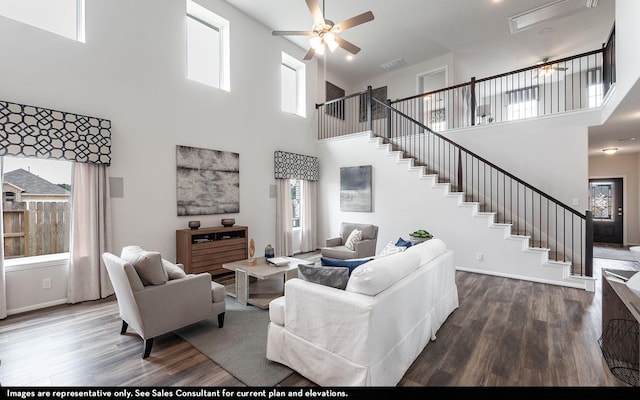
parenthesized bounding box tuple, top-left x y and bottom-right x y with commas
(305, 0, 325, 26)
(272, 30, 315, 36)
(332, 11, 374, 32)
(303, 47, 316, 60)
(335, 36, 361, 54)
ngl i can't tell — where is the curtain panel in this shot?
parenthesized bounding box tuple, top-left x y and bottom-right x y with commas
(68, 162, 114, 303)
(276, 178, 293, 257)
(0, 100, 111, 165)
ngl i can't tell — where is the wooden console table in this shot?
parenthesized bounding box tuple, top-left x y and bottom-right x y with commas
(176, 225, 248, 276)
(600, 269, 640, 386)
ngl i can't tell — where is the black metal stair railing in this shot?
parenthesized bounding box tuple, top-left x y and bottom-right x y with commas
(374, 93, 593, 277)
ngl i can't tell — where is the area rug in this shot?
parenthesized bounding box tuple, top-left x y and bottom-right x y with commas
(174, 300, 292, 386)
(593, 245, 638, 262)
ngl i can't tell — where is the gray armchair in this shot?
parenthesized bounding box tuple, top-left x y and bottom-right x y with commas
(102, 249, 226, 359)
(320, 222, 379, 260)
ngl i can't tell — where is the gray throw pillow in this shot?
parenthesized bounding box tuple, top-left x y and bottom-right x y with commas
(121, 245, 168, 286)
(162, 259, 188, 280)
(298, 263, 349, 290)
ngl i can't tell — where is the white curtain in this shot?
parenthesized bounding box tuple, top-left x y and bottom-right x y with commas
(300, 179, 317, 253)
(0, 158, 7, 319)
(68, 162, 114, 303)
(275, 178, 293, 257)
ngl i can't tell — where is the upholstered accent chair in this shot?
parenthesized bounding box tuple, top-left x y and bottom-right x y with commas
(102, 248, 226, 358)
(320, 222, 379, 260)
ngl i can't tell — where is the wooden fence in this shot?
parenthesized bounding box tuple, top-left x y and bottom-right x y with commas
(3, 201, 70, 258)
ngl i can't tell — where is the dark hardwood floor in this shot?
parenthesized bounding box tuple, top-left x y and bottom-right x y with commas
(0, 256, 636, 387)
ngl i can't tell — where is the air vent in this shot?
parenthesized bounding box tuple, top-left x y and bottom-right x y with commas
(508, 0, 592, 34)
(379, 58, 407, 73)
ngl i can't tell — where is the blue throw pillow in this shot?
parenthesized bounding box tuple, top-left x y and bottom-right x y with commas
(321, 257, 373, 276)
(395, 237, 412, 248)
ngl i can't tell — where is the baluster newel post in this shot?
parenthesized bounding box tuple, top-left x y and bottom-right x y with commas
(366, 86, 373, 132)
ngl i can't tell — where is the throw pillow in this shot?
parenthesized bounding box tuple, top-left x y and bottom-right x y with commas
(345, 251, 421, 296)
(121, 245, 168, 286)
(379, 241, 407, 257)
(298, 264, 349, 290)
(395, 237, 412, 248)
(321, 257, 372, 275)
(162, 259, 187, 280)
(344, 228, 362, 250)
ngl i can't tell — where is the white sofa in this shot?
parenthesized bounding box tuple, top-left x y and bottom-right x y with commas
(266, 238, 459, 386)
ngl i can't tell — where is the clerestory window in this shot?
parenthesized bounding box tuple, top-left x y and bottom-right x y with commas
(186, 0, 230, 91)
(0, 0, 85, 42)
(281, 52, 306, 117)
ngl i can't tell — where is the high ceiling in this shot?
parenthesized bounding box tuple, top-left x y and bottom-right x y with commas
(223, 0, 640, 155)
(224, 0, 615, 82)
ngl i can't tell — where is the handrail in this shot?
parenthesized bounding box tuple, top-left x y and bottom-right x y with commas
(371, 96, 585, 219)
(390, 48, 604, 105)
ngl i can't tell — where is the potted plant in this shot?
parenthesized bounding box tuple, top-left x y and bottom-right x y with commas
(409, 229, 433, 244)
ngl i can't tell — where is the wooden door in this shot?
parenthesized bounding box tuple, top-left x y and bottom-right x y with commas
(590, 178, 623, 244)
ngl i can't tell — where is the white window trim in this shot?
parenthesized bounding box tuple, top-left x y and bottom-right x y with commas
(281, 52, 306, 118)
(186, 0, 230, 91)
(4, 252, 70, 272)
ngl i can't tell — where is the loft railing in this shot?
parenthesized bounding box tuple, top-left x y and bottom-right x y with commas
(317, 32, 615, 139)
(392, 49, 606, 131)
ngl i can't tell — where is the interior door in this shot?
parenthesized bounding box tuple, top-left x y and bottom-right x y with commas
(589, 178, 623, 244)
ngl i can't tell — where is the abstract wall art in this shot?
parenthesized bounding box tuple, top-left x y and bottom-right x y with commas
(340, 165, 372, 212)
(176, 145, 239, 216)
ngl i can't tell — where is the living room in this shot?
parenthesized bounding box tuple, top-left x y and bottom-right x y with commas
(1, 0, 640, 392)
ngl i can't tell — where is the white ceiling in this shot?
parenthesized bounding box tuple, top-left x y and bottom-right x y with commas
(222, 0, 640, 155)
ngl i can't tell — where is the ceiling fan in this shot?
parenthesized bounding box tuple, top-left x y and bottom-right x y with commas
(536, 58, 569, 78)
(271, 0, 374, 60)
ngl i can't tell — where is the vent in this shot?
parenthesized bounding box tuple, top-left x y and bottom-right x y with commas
(508, 0, 592, 34)
(379, 58, 407, 73)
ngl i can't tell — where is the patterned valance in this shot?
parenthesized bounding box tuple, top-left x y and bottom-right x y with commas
(0, 100, 111, 165)
(274, 151, 318, 181)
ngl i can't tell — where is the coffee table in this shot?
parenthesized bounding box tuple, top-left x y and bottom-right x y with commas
(222, 256, 309, 309)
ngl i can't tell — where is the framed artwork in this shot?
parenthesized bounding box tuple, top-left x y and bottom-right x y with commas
(359, 86, 387, 122)
(176, 145, 239, 216)
(340, 165, 372, 212)
(325, 81, 345, 120)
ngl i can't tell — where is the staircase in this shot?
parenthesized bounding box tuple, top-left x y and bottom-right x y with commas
(361, 132, 596, 291)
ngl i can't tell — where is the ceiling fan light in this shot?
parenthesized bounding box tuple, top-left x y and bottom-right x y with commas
(309, 36, 322, 50)
(324, 32, 339, 52)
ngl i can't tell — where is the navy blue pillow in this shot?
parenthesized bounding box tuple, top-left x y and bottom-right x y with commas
(395, 237, 412, 248)
(321, 257, 373, 276)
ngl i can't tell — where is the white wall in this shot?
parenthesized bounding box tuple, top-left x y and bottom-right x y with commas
(589, 152, 640, 245)
(351, 53, 455, 100)
(602, 0, 640, 122)
(0, 0, 318, 313)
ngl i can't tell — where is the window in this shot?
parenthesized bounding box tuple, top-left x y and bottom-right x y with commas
(186, 0, 230, 91)
(2, 157, 72, 260)
(588, 68, 603, 108)
(590, 182, 613, 221)
(281, 52, 306, 117)
(0, 0, 84, 42)
(291, 180, 302, 228)
(505, 86, 539, 121)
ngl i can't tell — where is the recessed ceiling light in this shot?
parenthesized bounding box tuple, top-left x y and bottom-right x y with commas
(618, 137, 636, 142)
(346, 55, 353, 61)
(603, 147, 618, 155)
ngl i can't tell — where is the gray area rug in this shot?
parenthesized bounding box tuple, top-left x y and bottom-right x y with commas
(593, 245, 638, 262)
(174, 299, 292, 386)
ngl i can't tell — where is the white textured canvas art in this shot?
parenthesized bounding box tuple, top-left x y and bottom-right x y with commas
(176, 145, 239, 216)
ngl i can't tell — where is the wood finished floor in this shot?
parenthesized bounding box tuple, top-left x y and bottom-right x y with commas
(0, 256, 636, 387)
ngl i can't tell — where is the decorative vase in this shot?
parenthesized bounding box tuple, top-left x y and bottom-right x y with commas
(221, 218, 235, 227)
(188, 221, 200, 230)
(265, 244, 275, 259)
